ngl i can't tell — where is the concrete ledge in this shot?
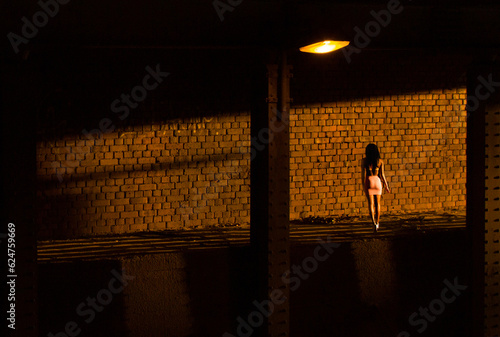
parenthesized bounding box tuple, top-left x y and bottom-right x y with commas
(37, 211, 465, 263)
(38, 229, 471, 337)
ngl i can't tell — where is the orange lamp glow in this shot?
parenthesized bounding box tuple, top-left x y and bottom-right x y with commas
(299, 40, 350, 54)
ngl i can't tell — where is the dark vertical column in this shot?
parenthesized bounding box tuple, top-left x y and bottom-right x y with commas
(466, 67, 485, 337)
(250, 51, 291, 337)
(484, 97, 500, 337)
(268, 51, 291, 337)
(467, 63, 500, 337)
(467, 66, 486, 337)
(1, 57, 38, 337)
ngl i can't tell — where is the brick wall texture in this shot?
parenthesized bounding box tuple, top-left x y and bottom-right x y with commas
(37, 115, 251, 238)
(289, 91, 467, 219)
(36, 92, 466, 239)
(35, 51, 469, 239)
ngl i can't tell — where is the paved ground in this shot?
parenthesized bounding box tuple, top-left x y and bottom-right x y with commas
(37, 210, 465, 263)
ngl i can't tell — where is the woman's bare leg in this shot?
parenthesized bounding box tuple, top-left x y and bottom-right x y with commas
(368, 195, 376, 226)
(375, 195, 381, 224)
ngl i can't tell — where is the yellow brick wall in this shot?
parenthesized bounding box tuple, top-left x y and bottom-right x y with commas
(36, 93, 467, 239)
(289, 88, 467, 219)
(37, 114, 251, 238)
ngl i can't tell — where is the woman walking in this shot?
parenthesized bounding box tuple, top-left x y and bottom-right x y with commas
(361, 143, 390, 232)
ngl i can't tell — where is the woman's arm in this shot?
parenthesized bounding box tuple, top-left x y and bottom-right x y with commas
(379, 159, 390, 193)
(361, 159, 368, 197)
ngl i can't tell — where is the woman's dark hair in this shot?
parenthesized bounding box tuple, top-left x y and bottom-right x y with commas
(365, 143, 381, 174)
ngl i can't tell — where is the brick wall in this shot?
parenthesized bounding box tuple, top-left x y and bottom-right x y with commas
(36, 115, 251, 239)
(35, 50, 469, 239)
(36, 95, 466, 239)
(289, 89, 467, 219)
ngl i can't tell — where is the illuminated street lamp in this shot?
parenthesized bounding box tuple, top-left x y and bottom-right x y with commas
(299, 40, 350, 54)
(252, 35, 352, 337)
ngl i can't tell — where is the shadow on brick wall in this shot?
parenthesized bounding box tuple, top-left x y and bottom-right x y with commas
(37, 152, 249, 239)
(34, 48, 262, 142)
(33, 48, 473, 238)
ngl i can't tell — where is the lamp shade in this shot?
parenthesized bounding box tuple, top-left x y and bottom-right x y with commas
(299, 40, 350, 54)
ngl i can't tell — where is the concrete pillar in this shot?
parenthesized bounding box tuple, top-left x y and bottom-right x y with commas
(467, 62, 500, 337)
(250, 51, 291, 337)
